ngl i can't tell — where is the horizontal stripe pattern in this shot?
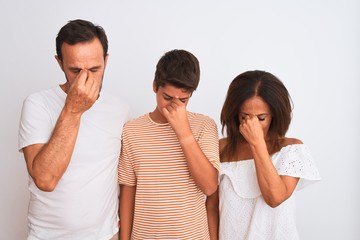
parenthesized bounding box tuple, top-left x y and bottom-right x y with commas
(118, 112, 219, 239)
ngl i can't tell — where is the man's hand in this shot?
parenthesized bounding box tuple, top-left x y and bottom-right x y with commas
(64, 70, 101, 114)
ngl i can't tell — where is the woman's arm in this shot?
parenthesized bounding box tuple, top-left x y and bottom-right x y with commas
(250, 140, 300, 207)
(240, 115, 300, 207)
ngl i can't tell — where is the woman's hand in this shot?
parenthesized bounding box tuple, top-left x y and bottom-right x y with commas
(239, 114, 265, 146)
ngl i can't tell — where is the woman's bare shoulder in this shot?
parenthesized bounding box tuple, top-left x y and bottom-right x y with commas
(280, 137, 303, 148)
(219, 138, 228, 152)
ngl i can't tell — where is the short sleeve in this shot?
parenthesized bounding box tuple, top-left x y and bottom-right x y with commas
(219, 161, 262, 198)
(198, 117, 220, 172)
(274, 144, 321, 190)
(118, 130, 136, 186)
(18, 95, 53, 151)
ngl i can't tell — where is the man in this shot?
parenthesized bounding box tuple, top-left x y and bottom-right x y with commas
(18, 19, 130, 240)
(118, 49, 220, 239)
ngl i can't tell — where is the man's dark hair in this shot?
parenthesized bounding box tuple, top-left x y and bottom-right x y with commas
(56, 19, 108, 61)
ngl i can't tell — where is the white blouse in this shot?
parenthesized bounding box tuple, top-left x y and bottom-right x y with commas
(219, 144, 321, 240)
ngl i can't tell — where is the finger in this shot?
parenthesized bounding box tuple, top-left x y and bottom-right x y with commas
(170, 99, 181, 109)
(240, 119, 246, 127)
(239, 124, 246, 135)
(251, 114, 258, 120)
(84, 71, 95, 88)
(172, 100, 180, 108)
(90, 83, 101, 101)
(87, 73, 101, 98)
(74, 69, 88, 86)
(92, 74, 102, 92)
(241, 115, 248, 124)
(171, 98, 182, 106)
(162, 107, 170, 119)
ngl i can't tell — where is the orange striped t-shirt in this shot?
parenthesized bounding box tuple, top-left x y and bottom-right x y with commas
(118, 112, 220, 239)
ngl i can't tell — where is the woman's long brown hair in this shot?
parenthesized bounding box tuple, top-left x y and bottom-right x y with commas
(220, 70, 293, 160)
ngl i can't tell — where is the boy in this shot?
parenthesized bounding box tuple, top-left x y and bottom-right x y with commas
(118, 49, 219, 239)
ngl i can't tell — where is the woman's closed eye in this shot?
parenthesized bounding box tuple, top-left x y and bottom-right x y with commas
(240, 113, 269, 121)
(256, 114, 268, 121)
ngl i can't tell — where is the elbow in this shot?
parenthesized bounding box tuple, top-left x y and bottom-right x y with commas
(35, 181, 57, 192)
(33, 176, 59, 192)
(264, 195, 287, 208)
(203, 183, 218, 197)
(266, 200, 282, 208)
(203, 171, 219, 196)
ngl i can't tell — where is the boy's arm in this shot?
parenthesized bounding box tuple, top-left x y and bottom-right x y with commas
(119, 184, 136, 240)
(206, 190, 219, 240)
(178, 134, 218, 196)
(163, 99, 218, 196)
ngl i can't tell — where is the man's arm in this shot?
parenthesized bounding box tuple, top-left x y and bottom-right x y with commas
(22, 70, 100, 192)
(163, 99, 218, 196)
(23, 110, 81, 191)
(119, 184, 136, 240)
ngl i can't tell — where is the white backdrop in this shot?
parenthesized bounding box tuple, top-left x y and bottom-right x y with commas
(1, 0, 359, 239)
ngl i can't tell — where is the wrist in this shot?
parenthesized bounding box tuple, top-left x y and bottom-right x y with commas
(58, 108, 82, 128)
(61, 107, 83, 119)
(178, 134, 195, 145)
(249, 139, 266, 150)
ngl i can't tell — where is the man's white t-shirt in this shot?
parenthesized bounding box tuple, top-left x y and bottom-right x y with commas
(19, 86, 130, 240)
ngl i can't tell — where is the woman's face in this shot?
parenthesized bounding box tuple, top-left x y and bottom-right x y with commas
(238, 96, 272, 139)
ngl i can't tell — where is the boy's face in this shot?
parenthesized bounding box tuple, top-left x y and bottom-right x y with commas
(153, 82, 192, 117)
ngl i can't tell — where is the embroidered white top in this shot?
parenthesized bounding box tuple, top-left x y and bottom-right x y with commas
(218, 144, 321, 240)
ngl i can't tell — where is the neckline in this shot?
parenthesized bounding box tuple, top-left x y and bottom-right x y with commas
(220, 144, 303, 164)
(146, 113, 169, 126)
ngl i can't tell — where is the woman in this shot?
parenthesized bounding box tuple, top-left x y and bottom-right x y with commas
(206, 70, 320, 240)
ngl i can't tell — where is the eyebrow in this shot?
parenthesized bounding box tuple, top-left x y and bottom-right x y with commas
(69, 65, 102, 71)
(163, 93, 191, 101)
(89, 66, 102, 71)
(69, 67, 81, 72)
(240, 112, 269, 117)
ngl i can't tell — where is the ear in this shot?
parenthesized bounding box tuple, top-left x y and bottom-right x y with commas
(104, 54, 109, 68)
(55, 55, 64, 71)
(152, 80, 157, 93)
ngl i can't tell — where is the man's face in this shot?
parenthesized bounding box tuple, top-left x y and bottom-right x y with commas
(56, 38, 108, 93)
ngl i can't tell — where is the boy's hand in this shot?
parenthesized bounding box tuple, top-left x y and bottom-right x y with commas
(162, 98, 192, 140)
